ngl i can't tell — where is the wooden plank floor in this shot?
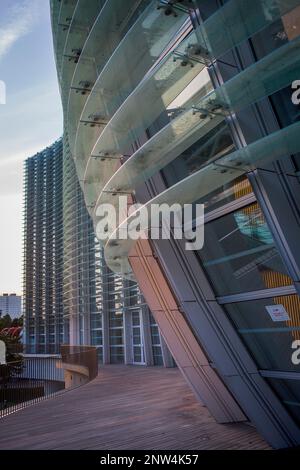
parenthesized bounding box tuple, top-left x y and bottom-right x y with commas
(0, 365, 270, 450)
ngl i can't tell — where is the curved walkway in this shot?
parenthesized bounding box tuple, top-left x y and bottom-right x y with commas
(0, 366, 270, 450)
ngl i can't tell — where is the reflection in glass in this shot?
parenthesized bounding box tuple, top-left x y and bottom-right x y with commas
(266, 377, 300, 426)
(224, 294, 300, 372)
(199, 203, 292, 296)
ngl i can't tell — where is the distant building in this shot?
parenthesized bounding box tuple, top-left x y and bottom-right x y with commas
(23, 139, 172, 366)
(23, 139, 64, 352)
(0, 294, 21, 319)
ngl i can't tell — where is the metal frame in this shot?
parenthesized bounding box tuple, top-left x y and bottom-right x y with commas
(217, 286, 297, 305)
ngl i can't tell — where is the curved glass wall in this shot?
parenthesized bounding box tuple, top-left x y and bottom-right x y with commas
(199, 202, 293, 297)
(163, 0, 300, 428)
(50, 0, 300, 441)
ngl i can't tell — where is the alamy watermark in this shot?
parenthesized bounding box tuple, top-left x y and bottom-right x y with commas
(95, 196, 204, 251)
(291, 80, 300, 105)
(0, 80, 6, 105)
(291, 340, 300, 366)
(290, 82, 300, 365)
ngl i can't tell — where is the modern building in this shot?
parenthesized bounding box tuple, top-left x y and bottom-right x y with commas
(23, 139, 171, 365)
(23, 139, 64, 352)
(0, 294, 21, 319)
(61, 137, 172, 365)
(50, 0, 300, 448)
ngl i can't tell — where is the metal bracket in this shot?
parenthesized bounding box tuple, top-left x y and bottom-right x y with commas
(71, 81, 92, 95)
(192, 101, 229, 119)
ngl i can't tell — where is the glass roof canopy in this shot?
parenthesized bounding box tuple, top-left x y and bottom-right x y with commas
(99, 34, 300, 277)
(104, 120, 300, 278)
(67, 0, 151, 155)
(52, 0, 78, 78)
(59, 1, 107, 112)
(195, 0, 300, 62)
(81, 29, 204, 207)
(52, 0, 300, 278)
(69, 2, 189, 162)
(74, 0, 300, 213)
(91, 33, 300, 220)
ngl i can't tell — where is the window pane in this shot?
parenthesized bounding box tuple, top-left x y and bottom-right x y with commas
(199, 202, 293, 296)
(266, 377, 300, 426)
(198, 175, 252, 214)
(225, 294, 300, 371)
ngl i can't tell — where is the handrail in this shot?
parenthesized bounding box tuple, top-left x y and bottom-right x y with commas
(0, 345, 98, 418)
(60, 345, 98, 382)
(0, 355, 64, 419)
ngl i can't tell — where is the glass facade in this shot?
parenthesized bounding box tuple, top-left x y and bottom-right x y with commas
(23, 139, 64, 353)
(224, 295, 300, 372)
(191, 1, 300, 430)
(198, 203, 292, 296)
(149, 312, 164, 366)
(24, 138, 167, 365)
(265, 377, 300, 426)
(50, 0, 300, 447)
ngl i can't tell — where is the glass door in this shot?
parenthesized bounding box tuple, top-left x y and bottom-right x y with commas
(131, 311, 145, 365)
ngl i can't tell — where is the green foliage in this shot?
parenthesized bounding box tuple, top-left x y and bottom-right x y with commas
(0, 314, 12, 330)
(0, 334, 22, 362)
(12, 316, 23, 327)
(0, 314, 23, 330)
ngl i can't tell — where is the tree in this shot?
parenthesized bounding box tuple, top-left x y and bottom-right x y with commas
(0, 333, 22, 363)
(0, 333, 23, 384)
(0, 314, 12, 330)
(11, 316, 23, 327)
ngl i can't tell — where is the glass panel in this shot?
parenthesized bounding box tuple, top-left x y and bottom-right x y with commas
(72, 1, 189, 165)
(224, 294, 300, 372)
(198, 202, 293, 296)
(133, 330, 141, 344)
(110, 346, 124, 364)
(90, 30, 205, 157)
(98, 10, 300, 278)
(152, 346, 164, 366)
(59, 2, 106, 113)
(161, 118, 235, 188)
(53, 0, 78, 74)
(149, 312, 163, 366)
(195, 0, 300, 62)
(198, 175, 253, 213)
(105, 119, 300, 237)
(110, 334, 124, 346)
(132, 312, 141, 326)
(133, 347, 142, 363)
(266, 378, 300, 425)
(68, 0, 151, 156)
(87, 3, 300, 168)
(92, 35, 300, 220)
(282, 5, 300, 40)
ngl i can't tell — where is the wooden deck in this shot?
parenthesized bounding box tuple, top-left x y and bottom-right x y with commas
(0, 365, 270, 450)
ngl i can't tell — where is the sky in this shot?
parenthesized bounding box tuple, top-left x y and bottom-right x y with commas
(0, 0, 63, 294)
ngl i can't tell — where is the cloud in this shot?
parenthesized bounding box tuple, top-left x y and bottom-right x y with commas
(0, 0, 40, 62)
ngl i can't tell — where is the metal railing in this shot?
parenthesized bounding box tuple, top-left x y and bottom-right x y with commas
(22, 344, 62, 355)
(0, 356, 64, 419)
(60, 345, 98, 382)
(0, 345, 98, 419)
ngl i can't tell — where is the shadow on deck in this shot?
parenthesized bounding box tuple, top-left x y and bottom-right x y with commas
(0, 365, 270, 450)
